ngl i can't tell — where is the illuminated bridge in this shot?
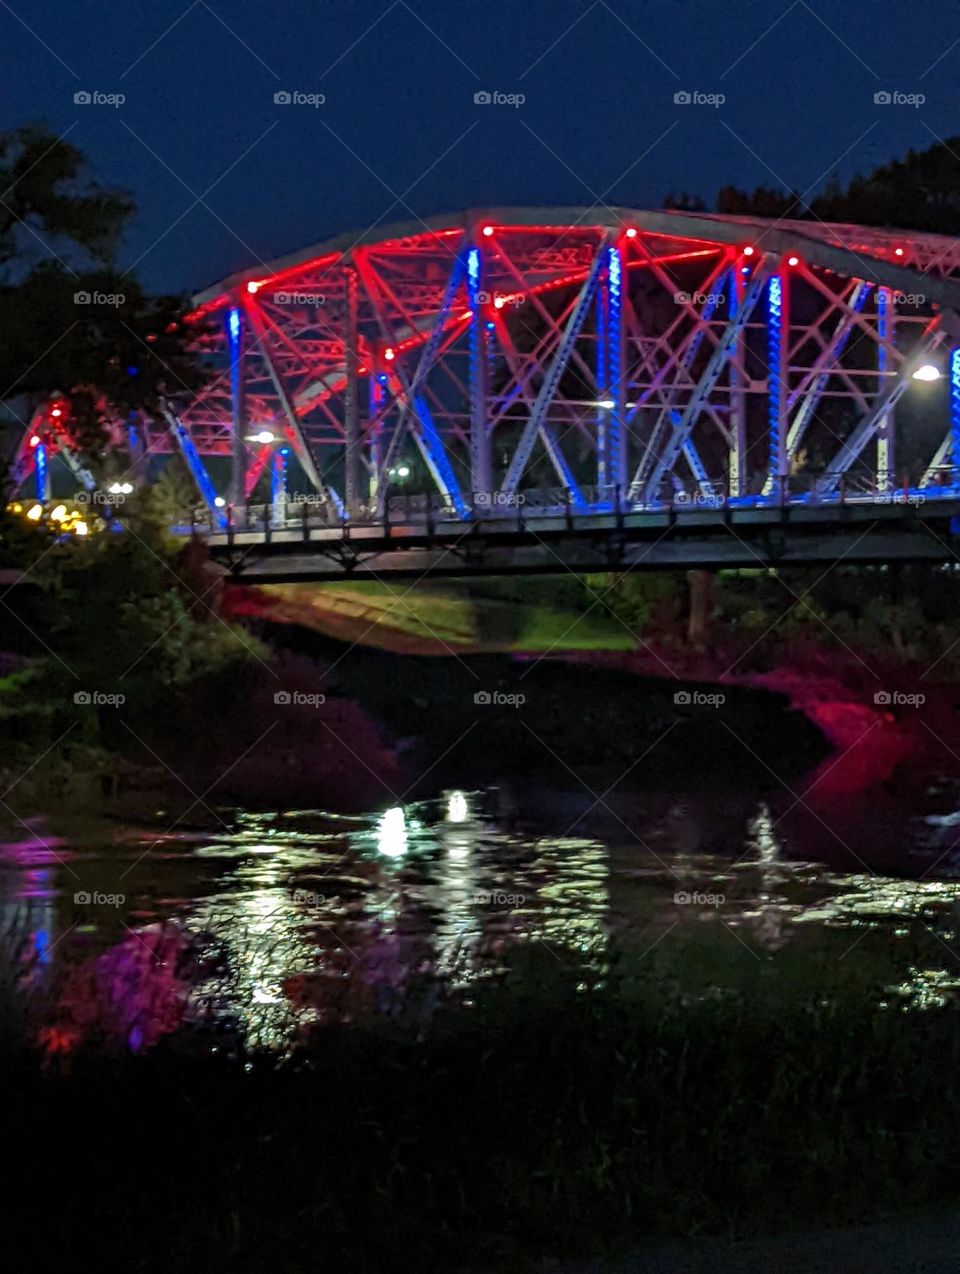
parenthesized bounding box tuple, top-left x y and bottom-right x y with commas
(12, 208, 960, 577)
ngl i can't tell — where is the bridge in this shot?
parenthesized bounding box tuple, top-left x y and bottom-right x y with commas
(10, 208, 960, 576)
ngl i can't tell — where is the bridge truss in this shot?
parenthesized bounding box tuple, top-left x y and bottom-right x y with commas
(11, 208, 960, 527)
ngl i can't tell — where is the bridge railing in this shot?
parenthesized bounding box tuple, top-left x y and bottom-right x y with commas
(176, 468, 960, 540)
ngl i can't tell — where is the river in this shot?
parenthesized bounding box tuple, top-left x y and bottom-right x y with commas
(6, 772, 960, 1057)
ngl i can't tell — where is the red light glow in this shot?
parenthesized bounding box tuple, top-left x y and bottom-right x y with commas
(481, 225, 494, 237)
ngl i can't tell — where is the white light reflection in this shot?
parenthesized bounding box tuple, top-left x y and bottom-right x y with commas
(377, 807, 408, 858)
(446, 790, 469, 824)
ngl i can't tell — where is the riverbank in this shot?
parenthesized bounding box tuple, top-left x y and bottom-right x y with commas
(6, 933, 960, 1272)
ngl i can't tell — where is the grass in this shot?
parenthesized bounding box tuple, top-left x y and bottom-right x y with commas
(251, 579, 633, 653)
(5, 928, 960, 1271)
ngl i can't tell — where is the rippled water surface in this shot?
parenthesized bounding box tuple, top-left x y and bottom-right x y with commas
(6, 786, 960, 1054)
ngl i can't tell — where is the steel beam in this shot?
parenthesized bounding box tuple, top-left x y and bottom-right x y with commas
(642, 260, 772, 501)
(500, 236, 610, 496)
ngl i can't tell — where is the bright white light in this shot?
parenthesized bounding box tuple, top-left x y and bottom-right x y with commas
(377, 806, 408, 858)
(108, 482, 124, 494)
(120, 482, 134, 495)
(214, 496, 226, 508)
(26, 504, 42, 521)
(247, 430, 276, 444)
(595, 399, 616, 409)
(446, 790, 468, 823)
(75, 521, 88, 536)
(50, 505, 66, 522)
(397, 465, 410, 478)
(912, 364, 941, 382)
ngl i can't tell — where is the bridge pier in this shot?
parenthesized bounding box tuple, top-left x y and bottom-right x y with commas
(686, 569, 714, 647)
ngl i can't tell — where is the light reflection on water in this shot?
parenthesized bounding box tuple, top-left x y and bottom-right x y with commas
(6, 788, 960, 1054)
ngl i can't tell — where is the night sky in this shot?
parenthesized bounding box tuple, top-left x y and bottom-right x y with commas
(2, 0, 953, 296)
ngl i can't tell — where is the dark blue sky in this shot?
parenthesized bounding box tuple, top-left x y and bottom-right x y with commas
(3, 0, 954, 296)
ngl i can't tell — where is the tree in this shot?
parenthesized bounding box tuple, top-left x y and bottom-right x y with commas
(0, 124, 210, 477)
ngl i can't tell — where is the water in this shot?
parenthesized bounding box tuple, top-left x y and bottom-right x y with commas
(6, 783, 960, 1056)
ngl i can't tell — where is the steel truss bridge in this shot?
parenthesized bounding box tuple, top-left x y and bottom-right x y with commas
(11, 207, 960, 577)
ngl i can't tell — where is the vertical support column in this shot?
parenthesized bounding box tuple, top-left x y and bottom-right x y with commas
(227, 304, 247, 507)
(607, 244, 626, 492)
(344, 265, 361, 513)
(767, 269, 789, 496)
(369, 373, 385, 508)
(595, 271, 608, 490)
(950, 348, 960, 487)
(729, 266, 747, 497)
(34, 442, 50, 501)
(271, 446, 288, 527)
(466, 245, 491, 503)
(876, 286, 895, 492)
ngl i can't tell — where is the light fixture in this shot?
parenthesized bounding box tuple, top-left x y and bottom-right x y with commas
(245, 430, 276, 443)
(397, 465, 410, 478)
(596, 399, 615, 409)
(214, 496, 226, 508)
(246, 281, 261, 294)
(481, 225, 494, 237)
(787, 255, 799, 267)
(625, 227, 637, 239)
(912, 364, 941, 382)
(742, 245, 755, 257)
(384, 347, 396, 361)
(26, 504, 43, 520)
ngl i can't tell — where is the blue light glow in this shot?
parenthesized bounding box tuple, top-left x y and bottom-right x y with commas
(767, 275, 784, 480)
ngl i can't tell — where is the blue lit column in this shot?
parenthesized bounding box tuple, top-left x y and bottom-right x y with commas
(595, 245, 625, 495)
(467, 245, 491, 501)
(876, 287, 895, 492)
(767, 270, 789, 494)
(951, 348, 960, 487)
(271, 446, 288, 527)
(227, 304, 247, 507)
(34, 442, 50, 501)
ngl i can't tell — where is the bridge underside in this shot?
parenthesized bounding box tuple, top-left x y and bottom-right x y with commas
(208, 498, 960, 582)
(12, 208, 960, 554)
